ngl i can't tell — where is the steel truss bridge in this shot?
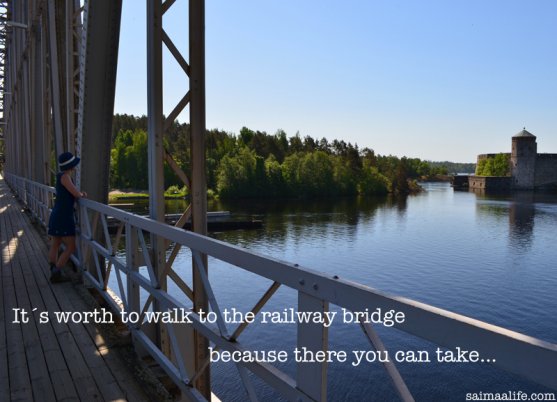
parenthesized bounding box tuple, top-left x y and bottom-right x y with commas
(0, 1, 556, 401)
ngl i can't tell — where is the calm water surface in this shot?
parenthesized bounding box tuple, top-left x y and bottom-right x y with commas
(112, 183, 557, 401)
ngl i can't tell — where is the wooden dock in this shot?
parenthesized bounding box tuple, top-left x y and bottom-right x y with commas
(0, 177, 151, 402)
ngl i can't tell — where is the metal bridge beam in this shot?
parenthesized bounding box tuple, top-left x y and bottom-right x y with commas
(30, 9, 47, 183)
(75, 0, 121, 285)
(64, 0, 82, 155)
(47, 0, 65, 159)
(76, 0, 121, 204)
(189, 1, 210, 397)
(146, 0, 171, 365)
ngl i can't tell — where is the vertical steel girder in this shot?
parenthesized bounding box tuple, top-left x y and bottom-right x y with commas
(0, 1, 8, 138)
(76, 0, 121, 204)
(74, 0, 121, 285)
(189, 0, 209, 397)
(146, 0, 209, 397)
(147, 0, 171, 362)
(0, 1, 8, 172)
(65, 0, 81, 155)
(3, 0, 32, 179)
(30, 6, 47, 183)
(47, 0, 65, 159)
(147, 1, 165, 222)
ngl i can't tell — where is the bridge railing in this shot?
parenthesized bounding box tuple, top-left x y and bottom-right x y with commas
(4, 173, 557, 401)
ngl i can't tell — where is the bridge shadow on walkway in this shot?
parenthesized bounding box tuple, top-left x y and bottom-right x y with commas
(0, 176, 151, 402)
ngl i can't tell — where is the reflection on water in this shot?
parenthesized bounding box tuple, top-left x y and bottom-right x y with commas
(209, 195, 395, 247)
(475, 191, 557, 254)
(508, 195, 536, 251)
(109, 183, 557, 401)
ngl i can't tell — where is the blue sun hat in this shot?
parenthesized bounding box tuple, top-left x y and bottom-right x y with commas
(58, 152, 81, 171)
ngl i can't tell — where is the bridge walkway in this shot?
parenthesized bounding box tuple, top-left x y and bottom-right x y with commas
(0, 175, 151, 402)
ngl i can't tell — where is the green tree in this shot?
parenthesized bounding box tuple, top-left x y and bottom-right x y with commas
(265, 155, 285, 196)
(127, 130, 148, 188)
(332, 156, 355, 195)
(392, 157, 410, 195)
(239, 127, 255, 146)
(282, 152, 304, 195)
(358, 165, 390, 195)
(475, 154, 510, 176)
(216, 147, 262, 198)
(289, 133, 303, 153)
(110, 129, 148, 189)
(273, 129, 289, 162)
(299, 151, 334, 196)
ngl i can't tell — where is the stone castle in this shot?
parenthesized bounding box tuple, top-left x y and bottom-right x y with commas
(467, 129, 557, 191)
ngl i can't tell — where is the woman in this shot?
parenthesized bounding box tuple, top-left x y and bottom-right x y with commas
(48, 152, 87, 282)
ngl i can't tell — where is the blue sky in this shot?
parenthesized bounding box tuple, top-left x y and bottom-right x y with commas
(115, 1, 557, 162)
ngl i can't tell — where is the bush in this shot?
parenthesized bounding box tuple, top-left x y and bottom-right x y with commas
(358, 166, 390, 195)
(476, 154, 510, 176)
(164, 184, 188, 198)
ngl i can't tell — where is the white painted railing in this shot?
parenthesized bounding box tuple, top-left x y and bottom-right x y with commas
(4, 173, 557, 401)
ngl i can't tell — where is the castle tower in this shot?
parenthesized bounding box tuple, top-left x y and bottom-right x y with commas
(511, 128, 537, 190)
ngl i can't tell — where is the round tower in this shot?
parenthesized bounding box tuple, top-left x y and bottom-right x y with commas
(511, 128, 537, 190)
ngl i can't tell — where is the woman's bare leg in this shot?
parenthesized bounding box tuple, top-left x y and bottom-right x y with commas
(49, 236, 62, 264)
(56, 236, 76, 268)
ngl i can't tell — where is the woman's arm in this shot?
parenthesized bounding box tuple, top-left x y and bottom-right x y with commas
(60, 173, 86, 198)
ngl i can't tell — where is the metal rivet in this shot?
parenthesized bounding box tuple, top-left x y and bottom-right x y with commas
(313, 283, 318, 290)
(299, 279, 305, 286)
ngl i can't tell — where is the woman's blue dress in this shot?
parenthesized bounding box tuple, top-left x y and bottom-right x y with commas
(47, 172, 77, 236)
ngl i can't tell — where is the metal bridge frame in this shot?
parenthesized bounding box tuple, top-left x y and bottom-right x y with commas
(2, 0, 557, 400)
(1, 0, 212, 397)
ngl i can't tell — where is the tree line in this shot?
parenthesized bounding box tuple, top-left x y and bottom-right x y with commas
(110, 114, 457, 199)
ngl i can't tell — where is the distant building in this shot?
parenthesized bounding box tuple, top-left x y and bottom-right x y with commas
(467, 129, 557, 191)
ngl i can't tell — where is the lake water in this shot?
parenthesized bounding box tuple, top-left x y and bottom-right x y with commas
(111, 183, 557, 401)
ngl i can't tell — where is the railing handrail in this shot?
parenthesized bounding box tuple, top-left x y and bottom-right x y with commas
(4, 172, 557, 401)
